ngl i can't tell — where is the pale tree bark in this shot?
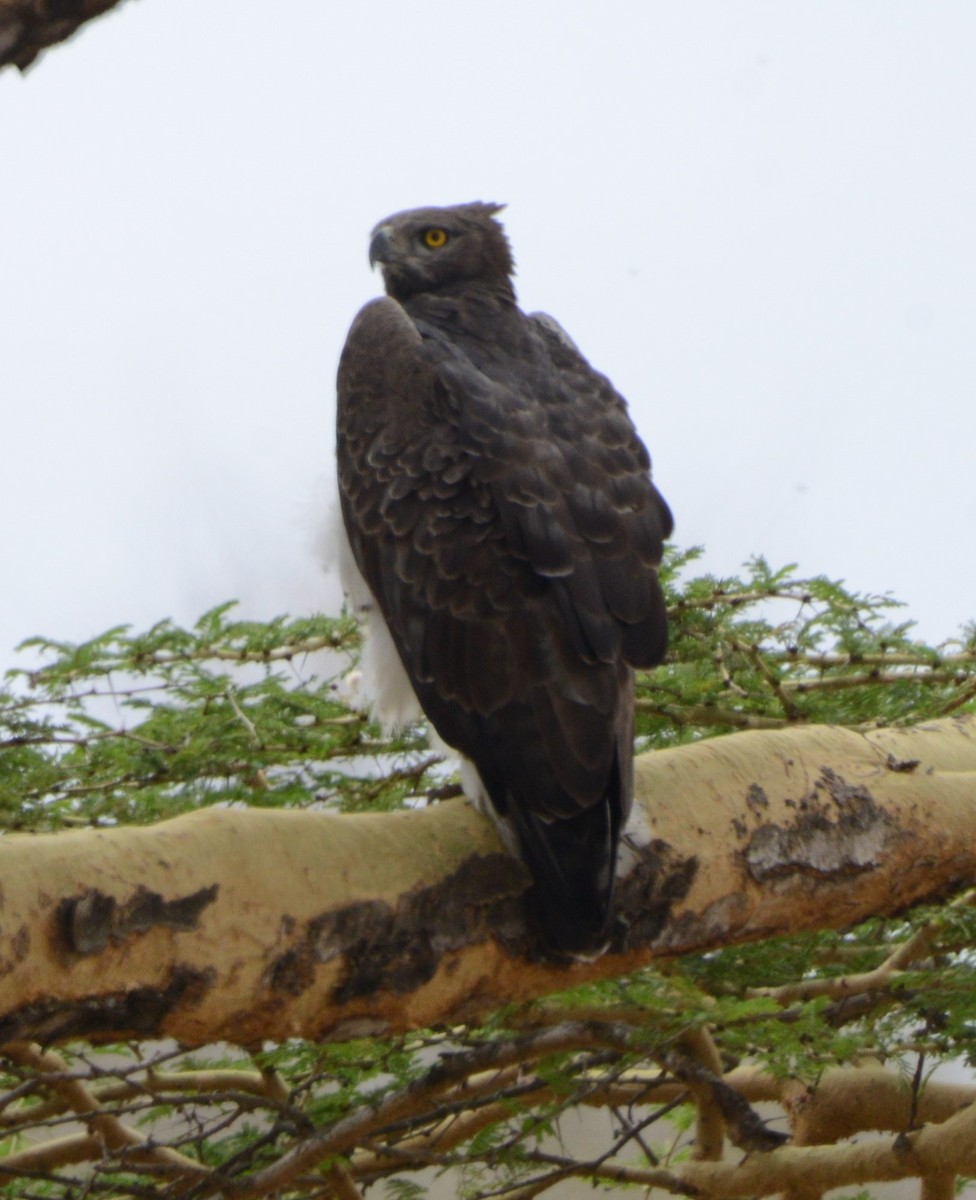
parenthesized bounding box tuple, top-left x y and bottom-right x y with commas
(2, 715, 975, 1048)
(0, 0, 127, 71)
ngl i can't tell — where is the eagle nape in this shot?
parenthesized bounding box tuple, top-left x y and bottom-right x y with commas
(335, 201, 673, 960)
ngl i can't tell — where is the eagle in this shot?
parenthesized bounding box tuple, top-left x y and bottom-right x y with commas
(336, 202, 672, 957)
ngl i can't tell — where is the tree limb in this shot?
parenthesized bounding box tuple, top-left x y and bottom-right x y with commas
(1, 716, 975, 1047)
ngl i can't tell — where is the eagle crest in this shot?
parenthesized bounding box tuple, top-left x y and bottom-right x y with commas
(336, 202, 672, 956)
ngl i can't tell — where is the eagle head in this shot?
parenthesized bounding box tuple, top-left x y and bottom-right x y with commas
(368, 202, 515, 301)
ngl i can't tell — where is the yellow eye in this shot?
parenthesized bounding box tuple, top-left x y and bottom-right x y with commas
(423, 228, 449, 249)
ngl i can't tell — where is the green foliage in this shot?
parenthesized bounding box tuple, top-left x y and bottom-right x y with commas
(641, 548, 976, 744)
(1, 552, 975, 1197)
(4, 551, 972, 835)
(0, 605, 439, 831)
(384, 1180, 428, 1200)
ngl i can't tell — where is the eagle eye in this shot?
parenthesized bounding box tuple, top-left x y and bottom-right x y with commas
(422, 228, 449, 249)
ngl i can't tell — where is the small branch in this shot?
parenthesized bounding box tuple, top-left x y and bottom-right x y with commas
(747, 888, 976, 1006)
(0, 727, 172, 753)
(480, 1163, 578, 1200)
(784, 669, 973, 694)
(669, 589, 814, 613)
(325, 1162, 366, 1200)
(635, 700, 794, 730)
(663, 1051, 788, 1154)
(27, 634, 353, 689)
(516, 1151, 698, 1198)
(225, 686, 261, 747)
(226, 1023, 638, 1198)
(731, 637, 798, 720)
(0, 1131, 103, 1178)
(939, 674, 976, 716)
(774, 651, 976, 670)
(678, 1027, 727, 1160)
(711, 647, 751, 698)
(0, 1043, 208, 1182)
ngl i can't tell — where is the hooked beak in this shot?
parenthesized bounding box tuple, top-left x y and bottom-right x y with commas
(368, 226, 395, 269)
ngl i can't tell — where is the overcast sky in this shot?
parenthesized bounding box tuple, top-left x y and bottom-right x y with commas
(1, 1, 974, 670)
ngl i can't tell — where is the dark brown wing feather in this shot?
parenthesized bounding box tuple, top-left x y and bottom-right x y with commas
(336, 291, 670, 953)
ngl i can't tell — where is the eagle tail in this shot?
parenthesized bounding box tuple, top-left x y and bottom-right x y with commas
(511, 797, 621, 959)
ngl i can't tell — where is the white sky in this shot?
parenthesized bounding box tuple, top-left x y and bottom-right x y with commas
(2, 1, 974, 668)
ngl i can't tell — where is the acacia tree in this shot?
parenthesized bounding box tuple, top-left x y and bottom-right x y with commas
(6, 11, 976, 1200)
(2, 548, 976, 1198)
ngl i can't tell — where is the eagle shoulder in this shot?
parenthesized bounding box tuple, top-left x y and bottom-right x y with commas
(527, 310, 582, 354)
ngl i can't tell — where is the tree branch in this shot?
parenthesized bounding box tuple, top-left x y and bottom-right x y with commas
(668, 1095, 976, 1198)
(0, 1042, 207, 1183)
(1, 717, 975, 1048)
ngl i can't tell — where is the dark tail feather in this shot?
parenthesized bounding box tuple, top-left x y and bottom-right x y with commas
(511, 801, 618, 958)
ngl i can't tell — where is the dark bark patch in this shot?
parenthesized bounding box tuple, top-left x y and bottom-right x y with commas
(58, 884, 220, 957)
(264, 944, 313, 996)
(616, 840, 699, 951)
(265, 854, 526, 1002)
(746, 783, 770, 814)
(0, 924, 30, 979)
(745, 768, 902, 883)
(0, 965, 213, 1045)
(651, 891, 752, 955)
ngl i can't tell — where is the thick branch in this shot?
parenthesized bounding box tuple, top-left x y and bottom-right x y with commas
(634, 1096, 976, 1198)
(1, 717, 975, 1046)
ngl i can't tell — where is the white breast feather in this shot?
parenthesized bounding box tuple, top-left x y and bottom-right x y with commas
(335, 516, 423, 734)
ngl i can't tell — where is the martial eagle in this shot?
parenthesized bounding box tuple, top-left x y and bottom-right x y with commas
(336, 202, 672, 956)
